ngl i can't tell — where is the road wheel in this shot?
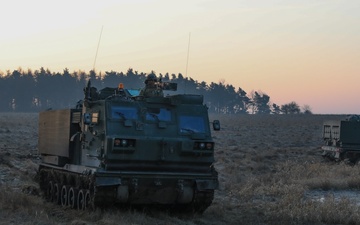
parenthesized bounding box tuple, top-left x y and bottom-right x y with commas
(68, 187, 78, 209)
(47, 181, 54, 202)
(77, 189, 85, 210)
(53, 183, 61, 205)
(61, 185, 70, 207)
(84, 189, 91, 210)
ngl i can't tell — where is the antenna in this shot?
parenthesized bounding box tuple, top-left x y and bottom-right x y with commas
(185, 32, 191, 78)
(93, 26, 104, 71)
(185, 32, 191, 93)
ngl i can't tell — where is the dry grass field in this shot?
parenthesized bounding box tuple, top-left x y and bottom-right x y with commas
(2, 113, 360, 225)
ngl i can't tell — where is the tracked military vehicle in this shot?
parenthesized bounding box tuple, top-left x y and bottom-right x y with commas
(321, 115, 360, 163)
(38, 79, 220, 213)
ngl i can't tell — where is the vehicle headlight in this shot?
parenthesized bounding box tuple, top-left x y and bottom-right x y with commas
(193, 141, 214, 150)
(121, 139, 128, 146)
(113, 138, 136, 148)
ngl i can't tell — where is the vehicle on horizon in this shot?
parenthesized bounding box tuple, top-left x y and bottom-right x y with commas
(321, 115, 360, 164)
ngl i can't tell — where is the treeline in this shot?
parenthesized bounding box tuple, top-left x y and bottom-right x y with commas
(0, 67, 311, 114)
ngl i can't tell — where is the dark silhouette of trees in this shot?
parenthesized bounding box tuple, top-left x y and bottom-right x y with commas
(0, 67, 311, 114)
(0, 70, 15, 111)
(281, 101, 301, 114)
(233, 88, 250, 114)
(249, 91, 271, 114)
(34, 67, 52, 110)
(271, 103, 282, 114)
(124, 68, 145, 89)
(15, 69, 36, 111)
(103, 70, 121, 88)
(207, 82, 226, 113)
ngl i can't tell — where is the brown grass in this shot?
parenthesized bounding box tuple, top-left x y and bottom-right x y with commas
(2, 113, 360, 224)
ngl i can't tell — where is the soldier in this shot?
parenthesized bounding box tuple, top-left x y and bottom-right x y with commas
(139, 74, 164, 97)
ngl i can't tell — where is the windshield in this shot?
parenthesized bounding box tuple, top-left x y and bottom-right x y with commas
(179, 115, 205, 134)
(111, 106, 138, 120)
(127, 89, 140, 96)
(146, 108, 171, 122)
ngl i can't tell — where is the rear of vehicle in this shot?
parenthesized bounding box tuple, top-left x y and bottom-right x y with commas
(321, 116, 360, 163)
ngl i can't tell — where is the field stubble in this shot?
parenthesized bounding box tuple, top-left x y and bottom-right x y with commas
(1, 113, 360, 224)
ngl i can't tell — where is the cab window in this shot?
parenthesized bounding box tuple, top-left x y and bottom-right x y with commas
(111, 106, 138, 120)
(179, 115, 205, 134)
(146, 108, 171, 122)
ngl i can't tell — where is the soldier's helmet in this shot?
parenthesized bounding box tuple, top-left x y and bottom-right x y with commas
(145, 74, 157, 84)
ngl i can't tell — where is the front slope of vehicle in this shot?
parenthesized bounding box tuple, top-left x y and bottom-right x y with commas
(97, 94, 218, 211)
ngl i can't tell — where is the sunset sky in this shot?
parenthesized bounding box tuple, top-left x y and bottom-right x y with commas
(1, 0, 359, 114)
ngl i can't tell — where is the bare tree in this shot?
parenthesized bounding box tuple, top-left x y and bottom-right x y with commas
(302, 105, 313, 114)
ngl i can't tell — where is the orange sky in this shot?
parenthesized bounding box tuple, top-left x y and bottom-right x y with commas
(1, 0, 359, 114)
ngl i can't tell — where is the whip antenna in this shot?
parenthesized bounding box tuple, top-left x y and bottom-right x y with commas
(185, 32, 191, 78)
(93, 26, 104, 71)
(185, 32, 191, 93)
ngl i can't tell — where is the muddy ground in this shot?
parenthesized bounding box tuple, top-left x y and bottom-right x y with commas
(1, 113, 356, 225)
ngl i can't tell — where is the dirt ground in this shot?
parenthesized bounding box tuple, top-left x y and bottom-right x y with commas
(0, 113, 352, 225)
